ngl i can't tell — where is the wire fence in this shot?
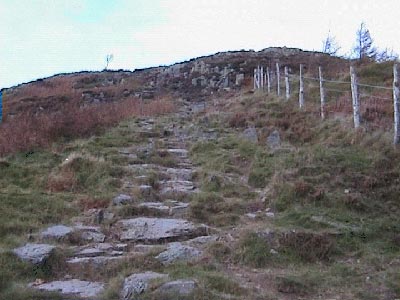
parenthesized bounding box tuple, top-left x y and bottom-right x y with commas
(253, 63, 400, 144)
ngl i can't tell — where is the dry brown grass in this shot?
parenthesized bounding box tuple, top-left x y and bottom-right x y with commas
(0, 97, 175, 156)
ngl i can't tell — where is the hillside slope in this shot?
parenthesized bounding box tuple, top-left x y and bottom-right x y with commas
(0, 49, 399, 300)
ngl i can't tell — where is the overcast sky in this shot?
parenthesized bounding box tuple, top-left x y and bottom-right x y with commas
(1, 0, 399, 88)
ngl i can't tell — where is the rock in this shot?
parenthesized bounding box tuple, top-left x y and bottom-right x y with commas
(13, 243, 56, 264)
(40, 225, 73, 240)
(159, 180, 196, 197)
(167, 149, 188, 158)
(139, 202, 170, 214)
(155, 242, 202, 265)
(242, 127, 258, 143)
(121, 271, 168, 300)
(117, 217, 207, 242)
(186, 235, 219, 247)
(75, 225, 106, 243)
(32, 279, 104, 298)
(245, 213, 257, 219)
(113, 194, 133, 205)
(155, 280, 197, 296)
(133, 244, 166, 254)
(67, 256, 123, 265)
(165, 168, 193, 181)
(266, 130, 281, 148)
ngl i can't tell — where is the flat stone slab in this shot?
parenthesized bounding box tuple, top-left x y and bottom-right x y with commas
(121, 271, 168, 300)
(167, 149, 188, 158)
(67, 256, 123, 265)
(159, 180, 195, 197)
(155, 242, 202, 265)
(40, 225, 73, 240)
(117, 217, 207, 242)
(165, 167, 193, 181)
(13, 243, 56, 264)
(139, 202, 170, 213)
(32, 279, 104, 298)
(155, 280, 196, 296)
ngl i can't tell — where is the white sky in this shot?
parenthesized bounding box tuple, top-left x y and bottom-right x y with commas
(1, 0, 399, 88)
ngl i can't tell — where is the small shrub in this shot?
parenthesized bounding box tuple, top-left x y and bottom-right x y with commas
(276, 275, 313, 295)
(278, 231, 335, 262)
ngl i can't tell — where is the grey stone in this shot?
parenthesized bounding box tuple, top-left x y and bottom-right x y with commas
(266, 130, 281, 148)
(165, 168, 193, 181)
(32, 279, 104, 298)
(155, 242, 202, 265)
(117, 217, 207, 242)
(75, 225, 106, 243)
(155, 280, 196, 296)
(242, 127, 258, 143)
(113, 194, 133, 205)
(67, 256, 123, 266)
(139, 202, 170, 213)
(40, 225, 73, 240)
(167, 149, 188, 158)
(186, 235, 218, 247)
(133, 244, 166, 254)
(159, 180, 195, 197)
(13, 243, 56, 264)
(121, 272, 168, 300)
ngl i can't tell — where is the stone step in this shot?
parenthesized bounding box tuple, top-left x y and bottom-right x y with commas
(30, 279, 105, 299)
(116, 217, 208, 243)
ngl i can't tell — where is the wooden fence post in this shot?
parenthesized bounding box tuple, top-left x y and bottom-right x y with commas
(350, 66, 360, 128)
(260, 66, 264, 89)
(253, 68, 257, 90)
(394, 64, 400, 144)
(299, 64, 304, 108)
(285, 66, 290, 100)
(276, 63, 280, 96)
(267, 67, 271, 94)
(319, 66, 326, 119)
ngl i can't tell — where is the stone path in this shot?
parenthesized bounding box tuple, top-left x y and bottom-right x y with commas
(14, 110, 218, 299)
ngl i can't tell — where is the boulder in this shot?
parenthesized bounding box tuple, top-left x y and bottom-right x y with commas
(121, 272, 168, 300)
(242, 127, 258, 143)
(266, 130, 281, 148)
(13, 243, 56, 264)
(155, 242, 202, 265)
(32, 279, 104, 298)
